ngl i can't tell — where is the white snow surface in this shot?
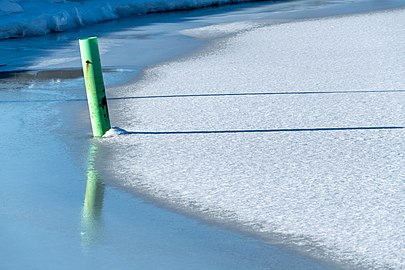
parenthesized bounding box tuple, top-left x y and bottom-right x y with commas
(0, 0, 255, 39)
(180, 21, 260, 39)
(105, 9, 405, 269)
(103, 127, 128, 137)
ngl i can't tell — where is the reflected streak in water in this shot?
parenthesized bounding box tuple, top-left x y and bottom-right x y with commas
(81, 143, 105, 250)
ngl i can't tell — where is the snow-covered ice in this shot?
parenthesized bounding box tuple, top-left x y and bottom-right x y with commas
(103, 8, 405, 269)
(103, 127, 128, 137)
(3, 0, 405, 41)
(0, 0, 258, 40)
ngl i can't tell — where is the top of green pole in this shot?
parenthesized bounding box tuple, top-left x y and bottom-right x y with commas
(79, 37, 102, 79)
(79, 36, 98, 41)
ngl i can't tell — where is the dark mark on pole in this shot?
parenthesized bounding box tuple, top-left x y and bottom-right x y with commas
(100, 96, 107, 108)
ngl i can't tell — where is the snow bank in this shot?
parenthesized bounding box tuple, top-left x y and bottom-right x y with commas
(103, 127, 128, 137)
(105, 8, 405, 269)
(0, 0, 23, 14)
(0, 0, 255, 39)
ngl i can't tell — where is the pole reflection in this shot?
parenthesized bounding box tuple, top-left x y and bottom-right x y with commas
(81, 143, 105, 249)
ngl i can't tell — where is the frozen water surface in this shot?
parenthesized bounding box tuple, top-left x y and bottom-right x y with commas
(2, 0, 405, 269)
(105, 6, 405, 270)
(1, 69, 340, 270)
(2, 0, 405, 40)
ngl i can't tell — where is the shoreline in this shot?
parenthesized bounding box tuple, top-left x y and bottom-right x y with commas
(2, 0, 405, 41)
(2, 0, 405, 73)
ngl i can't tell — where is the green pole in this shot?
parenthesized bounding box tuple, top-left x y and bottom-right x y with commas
(79, 37, 111, 137)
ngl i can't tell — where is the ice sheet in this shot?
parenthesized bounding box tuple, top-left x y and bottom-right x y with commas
(3, 0, 405, 40)
(0, 0, 259, 39)
(104, 8, 405, 269)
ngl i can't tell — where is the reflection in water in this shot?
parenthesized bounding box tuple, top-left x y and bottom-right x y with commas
(81, 143, 105, 249)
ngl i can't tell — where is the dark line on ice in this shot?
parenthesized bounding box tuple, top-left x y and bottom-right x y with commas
(0, 98, 85, 104)
(1, 89, 405, 104)
(109, 89, 405, 101)
(124, 126, 405, 135)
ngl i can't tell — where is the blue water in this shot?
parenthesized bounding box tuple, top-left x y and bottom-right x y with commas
(1, 0, 405, 269)
(0, 95, 337, 269)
